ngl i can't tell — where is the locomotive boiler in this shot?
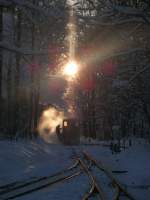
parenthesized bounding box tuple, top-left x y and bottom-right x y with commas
(56, 118, 80, 145)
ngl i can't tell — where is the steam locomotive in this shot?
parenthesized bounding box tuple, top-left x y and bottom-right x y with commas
(56, 118, 80, 145)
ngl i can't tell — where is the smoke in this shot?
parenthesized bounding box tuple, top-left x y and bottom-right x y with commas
(38, 107, 65, 143)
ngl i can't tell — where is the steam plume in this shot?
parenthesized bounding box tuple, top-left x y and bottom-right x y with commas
(38, 107, 65, 143)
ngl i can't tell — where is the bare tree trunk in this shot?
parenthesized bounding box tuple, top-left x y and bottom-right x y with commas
(7, 61, 12, 135)
(12, 10, 22, 137)
(34, 68, 40, 134)
(0, 7, 3, 129)
(29, 0, 41, 138)
(29, 0, 36, 138)
(142, 102, 150, 128)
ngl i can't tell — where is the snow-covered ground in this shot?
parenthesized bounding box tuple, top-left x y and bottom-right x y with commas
(0, 138, 149, 199)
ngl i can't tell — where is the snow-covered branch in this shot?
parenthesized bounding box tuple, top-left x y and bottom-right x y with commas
(129, 63, 150, 83)
(0, 41, 49, 55)
(21, 8, 39, 25)
(0, 0, 67, 20)
(102, 48, 149, 61)
(112, 5, 144, 16)
(0, 0, 43, 12)
(77, 3, 150, 26)
(112, 5, 150, 24)
(87, 18, 147, 26)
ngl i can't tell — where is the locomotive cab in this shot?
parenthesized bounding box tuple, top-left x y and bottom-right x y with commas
(56, 118, 80, 145)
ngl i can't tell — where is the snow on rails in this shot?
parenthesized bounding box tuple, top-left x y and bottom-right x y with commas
(0, 151, 135, 200)
(0, 161, 81, 200)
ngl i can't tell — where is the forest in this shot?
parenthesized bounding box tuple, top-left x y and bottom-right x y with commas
(0, 0, 150, 141)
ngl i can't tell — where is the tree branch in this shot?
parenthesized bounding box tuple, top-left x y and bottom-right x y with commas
(103, 48, 149, 61)
(0, 0, 67, 20)
(129, 63, 150, 83)
(0, 41, 49, 55)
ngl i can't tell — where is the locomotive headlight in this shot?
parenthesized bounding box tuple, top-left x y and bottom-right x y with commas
(63, 61, 78, 77)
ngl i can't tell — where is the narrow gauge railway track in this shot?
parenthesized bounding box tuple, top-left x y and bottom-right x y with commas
(0, 160, 81, 200)
(0, 150, 136, 200)
(81, 151, 136, 200)
(78, 157, 106, 200)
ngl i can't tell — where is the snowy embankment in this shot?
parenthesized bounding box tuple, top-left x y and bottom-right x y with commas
(0, 139, 73, 185)
(83, 139, 150, 200)
(0, 138, 149, 199)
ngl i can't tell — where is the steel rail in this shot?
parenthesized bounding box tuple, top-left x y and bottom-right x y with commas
(0, 160, 79, 194)
(1, 171, 81, 200)
(83, 151, 136, 200)
(0, 160, 81, 200)
(78, 157, 106, 200)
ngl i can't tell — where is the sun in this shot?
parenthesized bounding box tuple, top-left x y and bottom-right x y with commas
(63, 61, 78, 76)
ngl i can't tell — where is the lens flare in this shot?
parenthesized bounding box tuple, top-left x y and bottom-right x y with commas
(63, 61, 78, 76)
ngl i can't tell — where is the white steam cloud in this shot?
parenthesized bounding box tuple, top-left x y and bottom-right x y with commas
(38, 107, 65, 143)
